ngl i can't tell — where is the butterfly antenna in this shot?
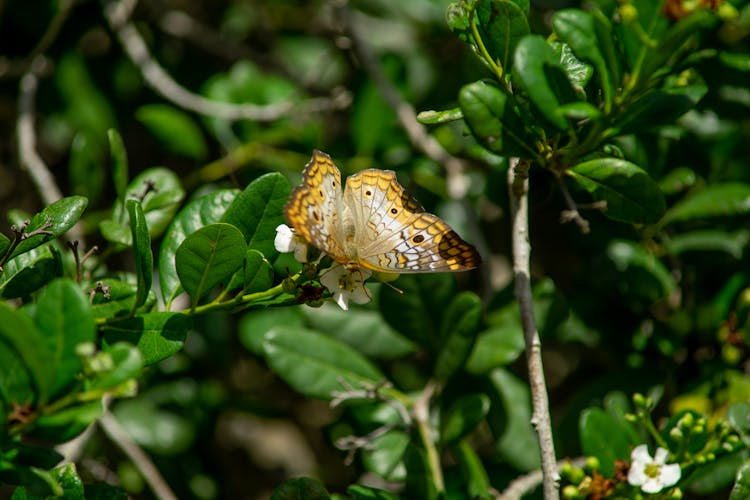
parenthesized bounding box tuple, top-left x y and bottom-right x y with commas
(383, 281, 404, 295)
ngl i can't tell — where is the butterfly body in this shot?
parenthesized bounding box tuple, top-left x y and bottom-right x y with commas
(284, 150, 481, 273)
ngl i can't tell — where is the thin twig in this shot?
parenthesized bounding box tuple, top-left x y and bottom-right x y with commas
(99, 409, 178, 500)
(507, 158, 559, 500)
(102, 0, 351, 122)
(557, 176, 591, 234)
(413, 379, 444, 493)
(340, 7, 470, 199)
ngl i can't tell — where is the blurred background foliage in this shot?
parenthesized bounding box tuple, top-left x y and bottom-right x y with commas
(2, 0, 750, 498)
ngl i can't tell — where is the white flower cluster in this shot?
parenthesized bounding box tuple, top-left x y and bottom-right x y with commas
(275, 224, 371, 310)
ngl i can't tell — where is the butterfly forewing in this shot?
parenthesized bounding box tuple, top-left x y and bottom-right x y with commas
(283, 150, 348, 261)
(345, 169, 481, 273)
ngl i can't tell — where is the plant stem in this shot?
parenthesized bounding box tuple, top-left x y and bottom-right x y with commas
(507, 158, 559, 500)
(413, 380, 444, 494)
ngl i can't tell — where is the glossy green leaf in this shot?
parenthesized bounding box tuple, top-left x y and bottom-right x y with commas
(579, 407, 631, 476)
(459, 80, 535, 157)
(446, 1, 472, 44)
(301, 303, 416, 360)
(567, 158, 666, 224)
(416, 108, 463, 124)
(688, 451, 745, 495)
(261, 326, 384, 400)
(102, 167, 186, 245)
(33, 279, 95, 397)
(552, 9, 615, 110)
(0, 303, 54, 404)
(51, 464, 84, 499)
(113, 399, 193, 455)
(108, 129, 129, 201)
(176, 223, 246, 303)
(454, 440, 492, 500)
(243, 249, 274, 293)
(135, 104, 208, 160)
(615, 86, 706, 134)
(403, 443, 439, 500)
(126, 200, 152, 312)
(441, 394, 491, 444)
(270, 477, 330, 500)
(361, 430, 409, 482)
(32, 401, 103, 444)
(2, 465, 62, 497)
(730, 459, 750, 500)
(665, 230, 749, 259)
(659, 167, 698, 195)
(728, 402, 750, 435)
(158, 189, 239, 304)
(0, 245, 62, 299)
(69, 133, 105, 206)
(379, 273, 455, 346)
(465, 325, 525, 374)
(553, 41, 593, 90)
(9, 196, 88, 260)
(101, 312, 191, 365)
(348, 484, 400, 500)
(0, 233, 9, 260)
(608, 240, 677, 300)
(88, 342, 143, 392)
(4, 442, 62, 471)
(434, 291, 482, 381)
(238, 308, 305, 356)
(662, 183, 750, 225)
(487, 368, 540, 471)
(512, 35, 577, 130)
(221, 172, 291, 259)
(474, 0, 530, 74)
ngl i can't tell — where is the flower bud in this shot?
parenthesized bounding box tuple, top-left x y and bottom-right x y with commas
(562, 485, 580, 499)
(585, 456, 600, 472)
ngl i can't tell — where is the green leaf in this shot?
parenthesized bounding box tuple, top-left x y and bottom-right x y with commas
(379, 274, 455, 346)
(434, 291, 482, 381)
(243, 249, 274, 293)
(4, 442, 63, 469)
(270, 477, 330, 500)
(447, 1, 472, 45)
(553, 41, 593, 90)
(404, 444, 439, 500)
(221, 172, 291, 259)
(348, 484, 400, 500)
(108, 129, 129, 201)
(487, 368, 540, 471)
(32, 401, 103, 444)
(465, 325, 525, 374)
(101, 312, 191, 365)
(69, 133, 105, 206)
(361, 430, 409, 482)
(730, 460, 750, 500)
(175, 223, 246, 303)
(662, 183, 750, 225)
(112, 399, 193, 455)
(0, 302, 54, 404)
(728, 402, 750, 435)
(2, 465, 63, 497)
(659, 167, 698, 195)
(661, 410, 708, 454)
(135, 104, 208, 160)
(87, 279, 142, 320)
(615, 86, 706, 134)
(474, 0, 530, 74)
(441, 394, 491, 444)
(261, 326, 384, 400)
(579, 407, 631, 477)
(158, 189, 239, 304)
(567, 158, 666, 224)
(50, 463, 84, 500)
(665, 230, 749, 259)
(608, 240, 678, 300)
(512, 35, 577, 130)
(458, 80, 535, 157)
(417, 108, 463, 124)
(454, 440, 492, 500)
(687, 451, 745, 495)
(239, 308, 305, 356)
(126, 200, 152, 312)
(0, 233, 9, 260)
(88, 342, 143, 392)
(552, 9, 616, 110)
(0, 245, 62, 299)
(301, 303, 416, 360)
(9, 196, 88, 260)
(33, 279, 96, 398)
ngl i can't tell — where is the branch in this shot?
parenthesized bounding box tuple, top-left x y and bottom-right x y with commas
(99, 409, 178, 500)
(507, 158, 559, 500)
(102, 0, 350, 122)
(340, 7, 470, 199)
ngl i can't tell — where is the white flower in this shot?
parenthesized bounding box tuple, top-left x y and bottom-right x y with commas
(628, 444, 681, 494)
(319, 264, 372, 310)
(274, 224, 307, 262)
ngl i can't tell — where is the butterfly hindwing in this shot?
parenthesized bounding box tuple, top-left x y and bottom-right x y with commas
(283, 150, 347, 261)
(345, 169, 481, 273)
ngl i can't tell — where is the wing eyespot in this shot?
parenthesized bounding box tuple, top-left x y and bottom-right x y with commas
(412, 234, 425, 244)
(390, 208, 397, 214)
(313, 211, 320, 221)
(365, 190, 372, 196)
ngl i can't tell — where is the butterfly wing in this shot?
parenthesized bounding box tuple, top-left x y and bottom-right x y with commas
(284, 150, 347, 261)
(344, 169, 481, 273)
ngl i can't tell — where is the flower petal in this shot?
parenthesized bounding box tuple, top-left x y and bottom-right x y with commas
(641, 478, 664, 494)
(628, 462, 648, 486)
(631, 444, 653, 464)
(274, 224, 294, 253)
(659, 463, 681, 488)
(653, 447, 669, 465)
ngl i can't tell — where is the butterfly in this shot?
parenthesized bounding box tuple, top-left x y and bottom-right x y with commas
(283, 150, 481, 274)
